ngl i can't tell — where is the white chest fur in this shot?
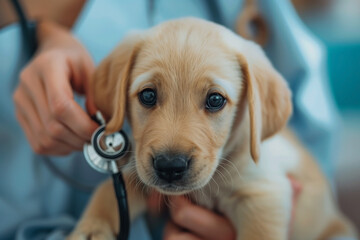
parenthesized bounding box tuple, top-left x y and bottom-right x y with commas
(190, 133, 300, 212)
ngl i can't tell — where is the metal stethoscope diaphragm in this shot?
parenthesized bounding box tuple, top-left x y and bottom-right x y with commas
(84, 125, 129, 174)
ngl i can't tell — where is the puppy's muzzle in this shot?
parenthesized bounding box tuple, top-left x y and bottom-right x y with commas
(153, 153, 191, 182)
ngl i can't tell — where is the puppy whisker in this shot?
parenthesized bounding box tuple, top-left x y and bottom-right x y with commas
(210, 177, 220, 196)
(220, 157, 242, 180)
(199, 187, 207, 203)
(216, 164, 233, 187)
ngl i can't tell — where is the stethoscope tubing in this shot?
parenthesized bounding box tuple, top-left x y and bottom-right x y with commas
(89, 123, 131, 240)
(10, 0, 37, 57)
(113, 172, 130, 240)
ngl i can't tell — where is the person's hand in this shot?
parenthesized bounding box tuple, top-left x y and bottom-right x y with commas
(13, 20, 98, 155)
(163, 196, 236, 240)
(161, 176, 302, 240)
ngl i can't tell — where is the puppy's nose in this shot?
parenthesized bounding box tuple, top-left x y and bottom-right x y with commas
(153, 153, 190, 182)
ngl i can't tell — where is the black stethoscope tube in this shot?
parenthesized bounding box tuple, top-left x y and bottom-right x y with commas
(89, 120, 130, 240)
(113, 172, 130, 240)
(10, 0, 37, 57)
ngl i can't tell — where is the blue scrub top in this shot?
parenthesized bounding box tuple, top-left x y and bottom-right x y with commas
(0, 0, 338, 239)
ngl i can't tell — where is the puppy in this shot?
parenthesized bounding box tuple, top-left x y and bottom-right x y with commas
(69, 18, 357, 240)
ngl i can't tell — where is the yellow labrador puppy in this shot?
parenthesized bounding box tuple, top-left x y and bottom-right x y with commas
(69, 18, 356, 240)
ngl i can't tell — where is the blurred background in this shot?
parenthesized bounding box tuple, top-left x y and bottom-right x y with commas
(294, 0, 360, 231)
(0, 0, 358, 237)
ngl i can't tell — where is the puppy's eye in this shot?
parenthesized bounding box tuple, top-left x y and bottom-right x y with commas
(206, 93, 226, 112)
(138, 88, 157, 107)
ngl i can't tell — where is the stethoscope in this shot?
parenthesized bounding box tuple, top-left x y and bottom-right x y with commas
(10, 1, 131, 239)
(83, 112, 131, 240)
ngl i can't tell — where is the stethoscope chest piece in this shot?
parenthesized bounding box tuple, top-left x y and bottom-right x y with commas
(84, 125, 129, 174)
(83, 121, 131, 240)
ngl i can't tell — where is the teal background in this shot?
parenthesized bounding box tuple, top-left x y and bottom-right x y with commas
(327, 43, 360, 110)
(300, 2, 360, 230)
(301, 2, 360, 112)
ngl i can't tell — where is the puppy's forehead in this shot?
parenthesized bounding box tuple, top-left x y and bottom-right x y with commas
(131, 22, 242, 99)
(139, 30, 234, 75)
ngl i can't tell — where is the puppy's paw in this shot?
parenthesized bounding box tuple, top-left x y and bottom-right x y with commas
(67, 218, 115, 240)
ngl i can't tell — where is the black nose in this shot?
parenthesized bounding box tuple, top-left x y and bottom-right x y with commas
(153, 153, 190, 182)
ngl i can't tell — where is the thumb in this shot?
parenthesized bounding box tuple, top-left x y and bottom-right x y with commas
(147, 191, 165, 215)
(85, 87, 97, 116)
(82, 57, 97, 116)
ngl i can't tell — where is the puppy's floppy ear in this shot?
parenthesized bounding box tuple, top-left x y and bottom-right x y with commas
(91, 34, 143, 133)
(236, 43, 292, 163)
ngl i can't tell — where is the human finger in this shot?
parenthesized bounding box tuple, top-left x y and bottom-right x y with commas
(41, 57, 98, 140)
(20, 67, 85, 149)
(13, 88, 74, 155)
(288, 175, 303, 235)
(15, 104, 73, 156)
(147, 191, 166, 215)
(163, 221, 202, 240)
(79, 56, 98, 116)
(168, 196, 236, 240)
(14, 108, 41, 152)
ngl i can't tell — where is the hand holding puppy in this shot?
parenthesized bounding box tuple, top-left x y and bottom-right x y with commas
(163, 196, 236, 240)
(161, 177, 302, 240)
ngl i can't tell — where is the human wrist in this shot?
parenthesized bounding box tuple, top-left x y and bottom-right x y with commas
(36, 20, 73, 51)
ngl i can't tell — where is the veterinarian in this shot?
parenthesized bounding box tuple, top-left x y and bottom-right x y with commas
(0, 0, 339, 239)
